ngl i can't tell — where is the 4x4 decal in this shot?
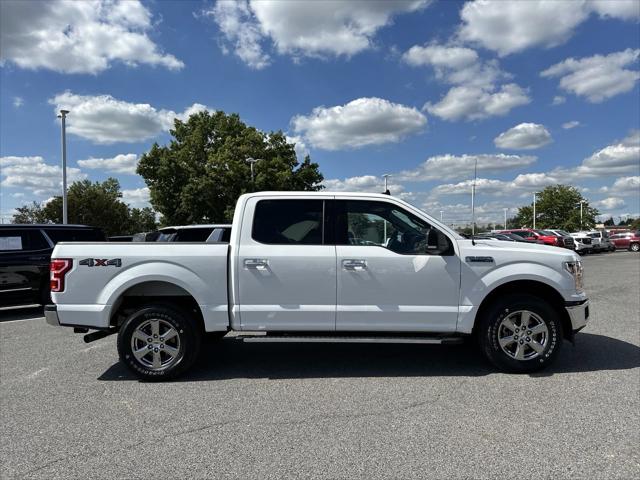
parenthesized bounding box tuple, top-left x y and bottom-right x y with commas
(79, 258, 122, 267)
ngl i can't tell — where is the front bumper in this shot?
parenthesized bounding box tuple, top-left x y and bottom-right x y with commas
(565, 299, 590, 331)
(44, 304, 60, 326)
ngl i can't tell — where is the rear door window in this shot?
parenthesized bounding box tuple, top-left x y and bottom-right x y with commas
(252, 200, 324, 245)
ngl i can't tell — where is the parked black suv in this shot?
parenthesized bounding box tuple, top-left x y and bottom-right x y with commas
(0, 224, 105, 307)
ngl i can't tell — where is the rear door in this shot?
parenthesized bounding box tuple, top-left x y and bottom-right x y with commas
(236, 196, 336, 331)
(334, 199, 461, 332)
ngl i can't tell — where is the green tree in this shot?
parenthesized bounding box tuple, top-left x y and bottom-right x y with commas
(12, 179, 157, 236)
(512, 185, 598, 231)
(603, 217, 615, 226)
(12, 202, 50, 224)
(137, 110, 324, 224)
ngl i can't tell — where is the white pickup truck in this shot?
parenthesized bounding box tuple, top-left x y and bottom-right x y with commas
(46, 192, 590, 380)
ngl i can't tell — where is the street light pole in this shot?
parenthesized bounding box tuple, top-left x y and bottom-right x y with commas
(382, 173, 391, 194)
(533, 192, 539, 229)
(440, 210, 443, 222)
(504, 208, 508, 230)
(578, 201, 585, 229)
(58, 110, 69, 224)
(245, 157, 263, 184)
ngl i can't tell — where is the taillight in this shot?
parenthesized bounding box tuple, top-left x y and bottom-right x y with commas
(50, 259, 73, 292)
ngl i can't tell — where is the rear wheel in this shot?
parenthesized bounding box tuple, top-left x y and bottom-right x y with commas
(117, 304, 201, 380)
(477, 294, 563, 373)
(630, 243, 640, 252)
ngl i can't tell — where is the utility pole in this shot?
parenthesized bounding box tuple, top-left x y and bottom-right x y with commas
(533, 192, 539, 229)
(440, 210, 443, 222)
(382, 174, 391, 242)
(504, 208, 508, 230)
(58, 110, 69, 224)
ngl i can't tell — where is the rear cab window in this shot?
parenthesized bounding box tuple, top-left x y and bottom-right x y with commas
(44, 228, 105, 243)
(252, 200, 325, 245)
(0, 229, 50, 252)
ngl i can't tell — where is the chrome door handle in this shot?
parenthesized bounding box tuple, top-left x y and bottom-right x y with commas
(342, 259, 367, 271)
(244, 259, 269, 270)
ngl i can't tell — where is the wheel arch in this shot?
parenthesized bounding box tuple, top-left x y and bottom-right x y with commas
(108, 280, 205, 333)
(473, 280, 573, 341)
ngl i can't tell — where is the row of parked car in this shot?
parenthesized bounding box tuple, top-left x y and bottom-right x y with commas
(0, 223, 231, 308)
(475, 228, 640, 254)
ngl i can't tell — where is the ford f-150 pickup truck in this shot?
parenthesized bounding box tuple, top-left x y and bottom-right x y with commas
(45, 192, 590, 380)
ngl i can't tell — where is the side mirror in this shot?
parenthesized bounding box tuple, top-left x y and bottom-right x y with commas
(426, 229, 439, 250)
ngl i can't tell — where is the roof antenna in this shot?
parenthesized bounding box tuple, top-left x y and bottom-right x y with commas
(382, 173, 391, 195)
(471, 157, 477, 246)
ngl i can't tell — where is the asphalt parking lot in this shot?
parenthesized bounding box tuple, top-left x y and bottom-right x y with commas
(1, 251, 639, 479)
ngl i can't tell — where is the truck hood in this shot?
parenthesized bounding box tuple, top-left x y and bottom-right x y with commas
(456, 238, 579, 263)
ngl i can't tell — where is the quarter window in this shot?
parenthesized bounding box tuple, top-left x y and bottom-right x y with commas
(252, 200, 325, 245)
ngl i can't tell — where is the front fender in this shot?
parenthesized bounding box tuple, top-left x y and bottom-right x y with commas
(457, 261, 573, 334)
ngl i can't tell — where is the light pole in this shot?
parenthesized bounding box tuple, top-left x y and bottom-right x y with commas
(503, 208, 508, 230)
(245, 157, 263, 183)
(533, 192, 539, 229)
(577, 200, 585, 229)
(57, 110, 69, 224)
(382, 173, 391, 193)
(440, 210, 444, 222)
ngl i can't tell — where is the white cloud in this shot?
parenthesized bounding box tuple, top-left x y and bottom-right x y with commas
(121, 187, 151, 208)
(285, 135, 310, 160)
(611, 176, 640, 194)
(594, 197, 627, 210)
(291, 97, 427, 150)
(425, 83, 530, 121)
(562, 121, 581, 130)
(207, 0, 270, 69)
(1, 156, 86, 196)
(207, 0, 429, 67)
(552, 96, 566, 106)
(0, 0, 183, 74)
(458, 0, 639, 56)
(13, 96, 23, 108)
(49, 92, 210, 144)
(77, 154, 138, 174)
(323, 175, 404, 193)
(396, 153, 536, 181)
(541, 49, 640, 103)
(494, 123, 553, 150)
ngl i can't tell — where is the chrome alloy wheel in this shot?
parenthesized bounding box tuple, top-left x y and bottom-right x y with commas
(497, 310, 548, 361)
(130, 319, 181, 370)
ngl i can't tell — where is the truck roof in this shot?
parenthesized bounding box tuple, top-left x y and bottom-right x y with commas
(159, 224, 231, 230)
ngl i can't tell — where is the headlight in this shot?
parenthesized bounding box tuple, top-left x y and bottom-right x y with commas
(564, 260, 584, 293)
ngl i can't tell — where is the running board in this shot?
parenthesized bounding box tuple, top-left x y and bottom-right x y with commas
(235, 334, 464, 345)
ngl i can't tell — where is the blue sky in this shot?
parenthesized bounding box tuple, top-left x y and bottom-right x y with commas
(1, 0, 639, 225)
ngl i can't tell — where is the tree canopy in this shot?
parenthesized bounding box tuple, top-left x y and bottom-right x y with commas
(511, 185, 598, 231)
(12, 178, 157, 236)
(137, 110, 324, 224)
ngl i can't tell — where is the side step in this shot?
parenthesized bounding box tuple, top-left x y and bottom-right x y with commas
(235, 333, 464, 345)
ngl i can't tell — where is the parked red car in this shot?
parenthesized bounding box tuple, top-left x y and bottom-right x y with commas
(610, 231, 640, 252)
(498, 229, 561, 246)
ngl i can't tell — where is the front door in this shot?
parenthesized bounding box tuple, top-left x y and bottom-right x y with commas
(237, 197, 336, 331)
(334, 199, 460, 332)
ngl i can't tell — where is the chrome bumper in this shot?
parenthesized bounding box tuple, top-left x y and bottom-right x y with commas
(44, 304, 60, 326)
(565, 299, 590, 331)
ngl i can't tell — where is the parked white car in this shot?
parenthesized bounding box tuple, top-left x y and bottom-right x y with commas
(567, 232, 594, 254)
(45, 192, 590, 380)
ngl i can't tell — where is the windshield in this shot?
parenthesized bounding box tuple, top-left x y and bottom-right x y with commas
(556, 230, 570, 236)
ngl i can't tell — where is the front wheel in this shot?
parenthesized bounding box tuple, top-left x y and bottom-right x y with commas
(117, 304, 201, 380)
(477, 294, 563, 373)
(630, 243, 640, 252)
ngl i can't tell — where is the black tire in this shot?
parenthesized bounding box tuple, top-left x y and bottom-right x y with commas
(117, 304, 201, 381)
(477, 294, 563, 373)
(630, 243, 640, 252)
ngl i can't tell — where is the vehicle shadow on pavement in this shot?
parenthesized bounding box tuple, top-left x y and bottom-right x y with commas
(98, 332, 640, 382)
(0, 306, 43, 323)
